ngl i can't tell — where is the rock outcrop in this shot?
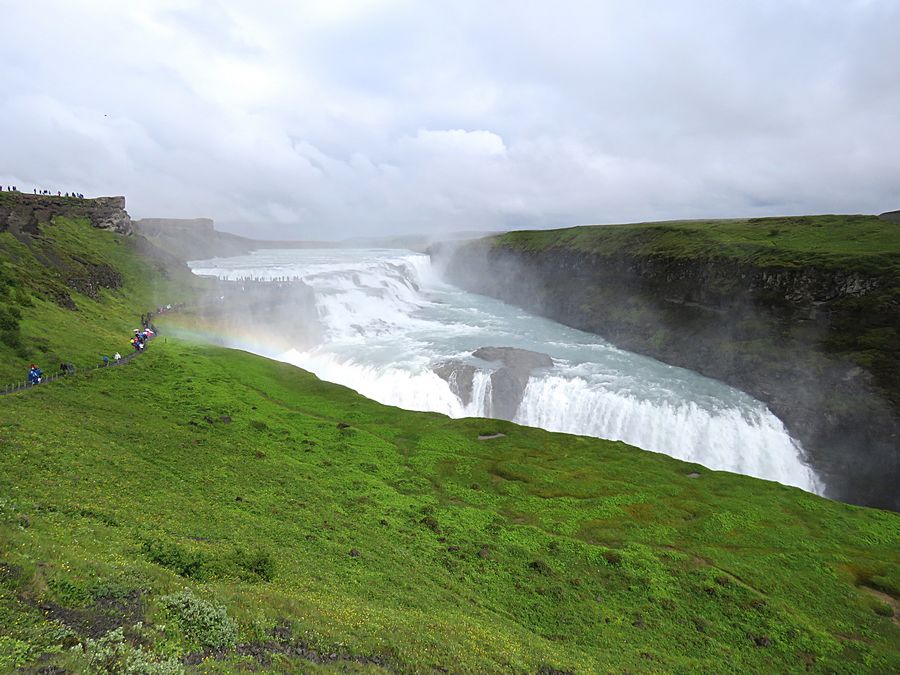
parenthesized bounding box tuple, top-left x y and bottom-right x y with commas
(65, 263, 124, 300)
(433, 347, 554, 418)
(0, 193, 132, 236)
(190, 278, 322, 354)
(473, 347, 553, 420)
(432, 360, 478, 406)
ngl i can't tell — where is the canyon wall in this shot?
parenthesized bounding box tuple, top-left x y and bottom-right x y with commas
(436, 224, 899, 510)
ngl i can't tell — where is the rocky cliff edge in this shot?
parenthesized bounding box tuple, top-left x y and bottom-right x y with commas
(0, 192, 132, 237)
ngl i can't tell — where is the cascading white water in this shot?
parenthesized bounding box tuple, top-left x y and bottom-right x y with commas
(190, 248, 821, 493)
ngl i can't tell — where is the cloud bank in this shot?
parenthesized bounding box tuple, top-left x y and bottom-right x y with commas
(1, 0, 898, 238)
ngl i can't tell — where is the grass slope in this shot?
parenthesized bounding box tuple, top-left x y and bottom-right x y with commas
(0, 339, 898, 673)
(495, 214, 900, 274)
(0, 214, 202, 385)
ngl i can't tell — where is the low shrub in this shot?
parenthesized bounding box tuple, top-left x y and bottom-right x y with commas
(160, 589, 237, 651)
(76, 627, 182, 674)
(0, 636, 33, 670)
(0, 304, 22, 349)
(233, 547, 276, 582)
(141, 539, 208, 580)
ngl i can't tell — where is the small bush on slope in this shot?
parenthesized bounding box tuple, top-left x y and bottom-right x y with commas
(77, 627, 183, 675)
(161, 590, 237, 652)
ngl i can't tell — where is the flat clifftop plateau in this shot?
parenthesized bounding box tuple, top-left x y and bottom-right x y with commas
(0, 191, 132, 236)
(133, 217, 216, 235)
(134, 217, 499, 262)
(436, 214, 900, 511)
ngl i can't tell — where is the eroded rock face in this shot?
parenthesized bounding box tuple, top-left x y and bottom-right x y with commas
(473, 347, 554, 420)
(65, 263, 124, 298)
(433, 347, 554, 418)
(0, 193, 132, 236)
(432, 360, 478, 406)
(193, 278, 323, 353)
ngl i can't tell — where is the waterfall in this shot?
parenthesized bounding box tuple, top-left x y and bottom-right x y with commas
(190, 248, 821, 494)
(515, 375, 817, 488)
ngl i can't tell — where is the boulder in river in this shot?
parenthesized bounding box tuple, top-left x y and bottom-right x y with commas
(472, 346, 554, 420)
(432, 360, 478, 406)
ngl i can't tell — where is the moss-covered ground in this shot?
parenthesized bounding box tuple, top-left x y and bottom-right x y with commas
(0, 213, 898, 672)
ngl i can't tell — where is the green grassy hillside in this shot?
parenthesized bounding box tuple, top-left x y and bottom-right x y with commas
(1, 339, 898, 673)
(0, 213, 202, 385)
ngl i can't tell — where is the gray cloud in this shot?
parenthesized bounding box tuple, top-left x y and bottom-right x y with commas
(1, 0, 898, 239)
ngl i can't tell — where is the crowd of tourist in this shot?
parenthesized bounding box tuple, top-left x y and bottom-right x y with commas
(7, 301, 191, 394)
(131, 327, 153, 352)
(1, 185, 86, 198)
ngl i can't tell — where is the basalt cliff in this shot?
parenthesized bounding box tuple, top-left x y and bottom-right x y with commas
(435, 214, 900, 511)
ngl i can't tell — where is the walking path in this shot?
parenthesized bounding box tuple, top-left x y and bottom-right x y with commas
(1, 309, 173, 396)
(1, 345, 147, 396)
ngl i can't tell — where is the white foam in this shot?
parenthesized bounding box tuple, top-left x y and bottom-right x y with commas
(516, 375, 819, 491)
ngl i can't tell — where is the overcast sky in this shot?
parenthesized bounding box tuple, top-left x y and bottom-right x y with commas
(1, 1, 898, 239)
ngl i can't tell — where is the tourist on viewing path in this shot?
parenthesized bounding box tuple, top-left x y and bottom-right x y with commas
(27, 364, 42, 385)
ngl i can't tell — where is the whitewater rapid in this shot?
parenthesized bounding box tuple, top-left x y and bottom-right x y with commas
(190, 248, 821, 493)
